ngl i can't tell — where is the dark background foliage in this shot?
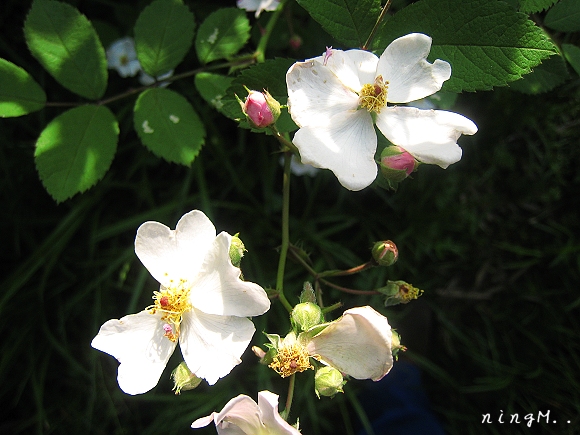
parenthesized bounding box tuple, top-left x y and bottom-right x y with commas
(1, 0, 579, 434)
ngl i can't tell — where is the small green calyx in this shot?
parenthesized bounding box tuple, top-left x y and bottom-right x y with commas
(314, 366, 345, 398)
(171, 362, 202, 395)
(229, 233, 246, 268)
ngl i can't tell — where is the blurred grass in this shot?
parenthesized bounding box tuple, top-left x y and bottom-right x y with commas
(2, 0, 580, 434)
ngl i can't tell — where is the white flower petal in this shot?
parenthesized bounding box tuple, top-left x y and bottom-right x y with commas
(323, 49, 378, 93)
(307, 306, 393, 381)
(91, 310, 176, 395)
(287, 58, 359, 128)
(376, 106, 478, 168)
(377, 33, 451, 103)
(190, 413, 217, 429)
(258, 391, 302, 435)
(214, 394, 264, 434)
(292, 109, 377, 191)
(237, 0, 280, 17)
(135, 210, 216, 287)
(191, 232, 270, 317)
(179, 309, 256, 385)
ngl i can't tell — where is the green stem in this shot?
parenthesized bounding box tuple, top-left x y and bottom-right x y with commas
(255, 0, 289, 63)
(276, 152, 293, 313)
(282, 373, 296, 420)
(362, 0, 392, 50)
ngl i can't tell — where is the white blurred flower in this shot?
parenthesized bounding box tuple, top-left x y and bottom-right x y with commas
(267, 306, 394, 381)
(192, 390, 301, 435)
(279, 154, 320, 177)
(237, 0, 280, 18)
(91, 210, 270, 395)
(286, 33, 478, 191)
(106, 37, 141, 78)
(138, 69, 174, 87)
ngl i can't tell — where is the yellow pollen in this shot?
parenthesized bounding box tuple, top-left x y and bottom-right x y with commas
(148, 278, 192, 342)
(269, 343, 313, 378)
(400, 283, 423, 302)
(359, 75, 388, 113)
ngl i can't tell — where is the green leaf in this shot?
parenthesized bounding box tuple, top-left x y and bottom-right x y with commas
(35, 105, 118, 202)
(508, 54, 569, 94)
(134, 0, 195, 77)
(24, 0, 107, 100)
(195, 8, 250, 64)
(562, 43, 580, 76)
(518, 0, 557, 13)
(371, 0, 558, 92)
(0, 58, 46, 117)
(133, 88, 205, 165)
(544, 0, 580, 32)
(296, 0, 381, 48)
(194, 72, 234, 115)
(223, 58, 297, 133)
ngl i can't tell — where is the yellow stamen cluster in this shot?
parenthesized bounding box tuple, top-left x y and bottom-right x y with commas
(399, 283, 423, 302)
(148, 278, 192, 342)
(269, 343, 313, 378)
(359, 75, 388, 113)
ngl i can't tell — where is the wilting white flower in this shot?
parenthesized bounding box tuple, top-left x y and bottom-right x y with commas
(267, 306, 393, 381)
(91, 210, 270, 395)
(286, 33, 478, 191)
(237, 0, 280, 18)
(106, 37, 141, 78)
(192, 390, 301, 435)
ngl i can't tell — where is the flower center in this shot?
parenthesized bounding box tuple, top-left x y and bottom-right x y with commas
(269, 342, 313, 378)
(120, 54, 129, 66)
(148, 278, 192, 342)
(359, 75, 388, 113)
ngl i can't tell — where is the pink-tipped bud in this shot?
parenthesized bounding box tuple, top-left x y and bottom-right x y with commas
(289, 35, 302, 50)
(242, 90, 280, 129)
(379, 146, 417, 183)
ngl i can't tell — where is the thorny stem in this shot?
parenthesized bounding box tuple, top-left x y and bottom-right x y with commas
(275, 152, 293, 313)
(255, 0, 289, 63)
(362, 0, 393, 51)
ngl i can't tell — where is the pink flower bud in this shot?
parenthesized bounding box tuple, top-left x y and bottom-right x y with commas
(289, 35, 302, 50)
(381, 146, 415, 175)
(243, 91, 275, 128)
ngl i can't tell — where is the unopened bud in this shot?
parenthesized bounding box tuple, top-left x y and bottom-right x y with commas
(291, 302, 324, 332)
(314, 366, 345, 398)
(289, 34, 302, 50)
(229, 233, 246, 268)
(240, 90, 280, 128)
(171, 362, 202, 395)
(372, 240, 398, 267)
(379, 146, 417, 183)
(379, 280, 423, 307)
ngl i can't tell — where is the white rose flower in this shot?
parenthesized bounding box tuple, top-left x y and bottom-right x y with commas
(268, 306, 394, 381)
(192, 390, 301, 435)
(91, 210, 270, 395)
(286, 33, 478, 191)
